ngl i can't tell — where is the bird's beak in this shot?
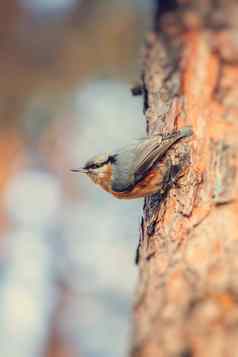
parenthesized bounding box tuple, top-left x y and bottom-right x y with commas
(70, 168, 88, 173)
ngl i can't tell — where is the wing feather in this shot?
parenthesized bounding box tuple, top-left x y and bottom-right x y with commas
(111, 135, 164, 192)
(111, 128, 191, 192)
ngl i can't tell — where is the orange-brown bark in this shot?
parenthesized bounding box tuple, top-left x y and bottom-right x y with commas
(132, 1, 238, 356)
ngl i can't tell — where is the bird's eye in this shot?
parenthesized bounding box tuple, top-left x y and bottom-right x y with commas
(87, 163, 101, 170)
(90, 164, 98, 169)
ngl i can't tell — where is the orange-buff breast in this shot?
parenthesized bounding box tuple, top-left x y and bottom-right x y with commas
(112, 168, 166, 199)
(94, 162, 168, 199)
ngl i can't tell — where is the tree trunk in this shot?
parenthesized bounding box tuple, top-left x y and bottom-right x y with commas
(131, 1, 238, 356)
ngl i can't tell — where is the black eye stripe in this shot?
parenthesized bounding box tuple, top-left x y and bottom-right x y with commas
(85, 162, 103, 170)
(84, 155, 116, 170)
(91, 163, 101, 169)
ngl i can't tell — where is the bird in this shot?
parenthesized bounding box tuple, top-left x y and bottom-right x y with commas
(71, 126, 192, 199)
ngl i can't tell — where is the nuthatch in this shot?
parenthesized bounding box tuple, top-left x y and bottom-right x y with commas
(71, 127, 192, 199)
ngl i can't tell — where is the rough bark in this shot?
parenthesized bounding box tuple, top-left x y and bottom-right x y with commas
(131, 1, 238, 356)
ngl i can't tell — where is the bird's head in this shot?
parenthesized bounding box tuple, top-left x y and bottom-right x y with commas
(71, 153, 115, 187)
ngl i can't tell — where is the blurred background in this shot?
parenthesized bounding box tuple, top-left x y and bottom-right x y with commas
(0, 1, 152, 356)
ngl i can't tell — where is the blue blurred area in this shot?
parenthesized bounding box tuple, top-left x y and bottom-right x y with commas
(64, 80, 145, 357)
(20, 0, 78, 14)
(0, 1, 152, 357)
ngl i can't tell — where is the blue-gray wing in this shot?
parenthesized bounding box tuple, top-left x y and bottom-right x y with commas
(111, 135, 164, 192)
(111, 127, 192, 192)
